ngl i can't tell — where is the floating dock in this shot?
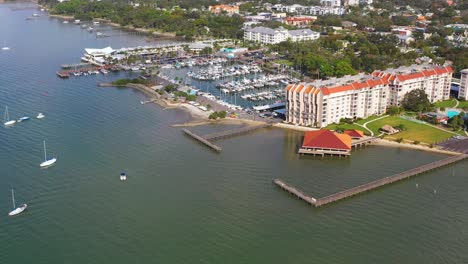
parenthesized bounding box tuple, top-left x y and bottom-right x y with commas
(275, 154, 468, 207)
(182, 129, 222, 152)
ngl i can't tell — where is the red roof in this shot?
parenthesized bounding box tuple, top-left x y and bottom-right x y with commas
(344, 129, 364, 138)
(302, 130, 351, 151)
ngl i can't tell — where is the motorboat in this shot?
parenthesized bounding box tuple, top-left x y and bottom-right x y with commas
(37, 113, 45, 119)
(120, 172, 127, 181)
(18, 116, 30, 122)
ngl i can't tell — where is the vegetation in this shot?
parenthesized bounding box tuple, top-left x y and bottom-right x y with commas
(401, 89, 432, 112)
(367, 115, 455, 143)
(449, 112, 466, 131)
(164, 84, 178, 93)
(46, 0, 243, 40)
(434, 99, 457, 109)
(386, 106, 402, 116)
(112, 78, 148, 86)
(209, 111, 227, 119)
(174, 91, 196, 101)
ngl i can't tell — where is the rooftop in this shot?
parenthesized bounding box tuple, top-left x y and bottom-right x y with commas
(302, 130, 352, 151)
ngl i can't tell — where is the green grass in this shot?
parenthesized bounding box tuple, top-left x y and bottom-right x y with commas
(325, 123, 366, 133)
(354, 115, 381, 125)
(434, 99, 457, 108)
(366, 116, 455, 143)
(458, 100, 468, 109)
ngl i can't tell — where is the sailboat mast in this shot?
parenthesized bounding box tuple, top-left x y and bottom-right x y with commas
(11, 189, 15, 209)
(43, 140, 47, 162)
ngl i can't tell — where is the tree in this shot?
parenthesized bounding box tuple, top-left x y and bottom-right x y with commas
(334, 61, 356, 77)
(386, 106, 402, 115)
(401, 89, 431, 112)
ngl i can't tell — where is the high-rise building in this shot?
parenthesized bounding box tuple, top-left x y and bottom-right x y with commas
(459, 69, 468, 100)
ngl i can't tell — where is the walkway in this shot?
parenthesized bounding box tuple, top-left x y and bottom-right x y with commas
(354, 115, 389, 136)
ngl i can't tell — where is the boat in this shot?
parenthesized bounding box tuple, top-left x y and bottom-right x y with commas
(37, 113, 45, 119)
(120, 172, 127, 181)
(2, 41, 10, 50)
(32, 13, 40, 17)
(62, 20, 69, 24)
(3, 106, 16, 126)
(8, 189, 27, 216)
(39, 140, 57, 168)
(18, 116, 30, 122)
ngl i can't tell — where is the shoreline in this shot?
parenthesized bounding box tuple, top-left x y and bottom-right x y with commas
(372, 139, 461, 155)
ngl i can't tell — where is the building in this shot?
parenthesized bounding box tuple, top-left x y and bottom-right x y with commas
(343, 129, 364, 139)
(459, 69, 468, 100)
(208, 5, 239, 15)
(320, 0, 341, 7)
(286, 64, 453, 127)
(299, 130, 352, 156)
(244, 26, 319, 45)
(272, 4, 346, 16)
(284, 16, 316, 27)
(373, 64, 453, 105)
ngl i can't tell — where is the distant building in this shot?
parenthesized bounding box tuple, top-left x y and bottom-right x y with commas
(459, 69, 468, 100)
(244, 26, 319, 45)
(286, 64, 453, 127)
(284, 16, 316, 27)
(208, 5, 239, 15)
(320, 0, 341, 7)
(300, 130, 352, 156)
(272, 4, 346, 16)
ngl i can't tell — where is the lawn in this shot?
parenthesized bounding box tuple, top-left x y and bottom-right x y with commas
(354, 115, 382, 125)
(325, 123, 368, 134)
(458, 100, 468, 109)
(366, 116, 455, 143)
(434, 99, 457, 108)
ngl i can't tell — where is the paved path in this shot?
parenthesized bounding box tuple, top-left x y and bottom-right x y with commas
(354, 115, 389, 136)
(454, 99, 460, 109)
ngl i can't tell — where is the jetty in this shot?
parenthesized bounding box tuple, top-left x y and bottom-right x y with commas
(182, 129, 222, 152)
(61, 63, 92, 69)
(183, 123, 272, 152)
(203, 123, 272, 141)
(274, 154, 468, 207)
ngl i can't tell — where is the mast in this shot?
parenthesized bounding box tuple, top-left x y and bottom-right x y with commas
(11, 189, 15, 209)
(43, 140, 47, 162)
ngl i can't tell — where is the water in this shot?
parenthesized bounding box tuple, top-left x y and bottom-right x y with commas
(1, 4, 468, 263)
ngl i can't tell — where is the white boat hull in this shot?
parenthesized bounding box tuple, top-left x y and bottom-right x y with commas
(40, 158, 57, 167)
(4, 120, 16, 126)
(8, 204, 27, 216)
(37, 114, 45, 119)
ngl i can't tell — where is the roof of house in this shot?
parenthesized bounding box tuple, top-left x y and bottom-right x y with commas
(302, 130, 352, 150)
(344, 129, 364, 138)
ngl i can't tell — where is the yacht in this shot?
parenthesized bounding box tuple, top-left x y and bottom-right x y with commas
(18, 116, 30, 122)
(3, 106, 16, 126)
(120, 172, 127, 181)
(37, 113, 45, 119)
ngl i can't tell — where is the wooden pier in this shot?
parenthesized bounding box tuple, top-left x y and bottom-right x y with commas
(203, 123, 272, 141)
(61, 63, 92, 69)
(182, 129, 222, 152)
(275, 154, 468, 207)
(56, 65, 112, 78)
(351, 136, 377, 148)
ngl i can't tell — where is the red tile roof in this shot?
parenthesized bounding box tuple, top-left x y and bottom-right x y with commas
(344, 129, 364, 138)
(302, 130, 352, 151)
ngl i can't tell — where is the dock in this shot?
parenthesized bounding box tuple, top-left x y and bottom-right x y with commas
(182, 129, 222, 152)
(56, 65, 113, 78)
(56, 71, 70, 79)
(140, 98, 157, 105)
(203, 123, 272, 141)
(61, 63, 92, 69)
(274, 154, 468, 207)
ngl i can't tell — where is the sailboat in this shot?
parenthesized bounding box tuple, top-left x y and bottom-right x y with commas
(2, 41, 10, 50)
(39, 140, 57, 168)
(4, 106, 16, 126)
(8, 189, 27, 216)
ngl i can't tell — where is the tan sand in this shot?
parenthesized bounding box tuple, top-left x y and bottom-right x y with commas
(373, 139, 461, 155)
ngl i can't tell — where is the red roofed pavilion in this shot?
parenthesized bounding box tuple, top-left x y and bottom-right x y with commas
(300, 130, 352, 156)
(343, 129, 364, 139)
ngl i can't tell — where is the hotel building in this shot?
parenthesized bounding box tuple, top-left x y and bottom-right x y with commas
(286, 64, 453, 127)
(459, 69, 468, 100)
(244, 26, 320, 45)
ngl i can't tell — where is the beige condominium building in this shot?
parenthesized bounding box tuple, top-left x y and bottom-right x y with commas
(459, 69, 468, 100)
(286, 64, 453, 127)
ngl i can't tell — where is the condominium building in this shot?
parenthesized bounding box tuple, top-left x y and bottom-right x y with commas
(272, 4, 346, 16)
(244, 26, 320, 45)
(459, 69, 468, 100)
(286, 64, 453, 127)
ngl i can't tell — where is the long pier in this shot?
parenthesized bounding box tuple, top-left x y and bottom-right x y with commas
(182, 129, 222, 152)
(203, 123, 272, 141)
(274, 154, 468, 207)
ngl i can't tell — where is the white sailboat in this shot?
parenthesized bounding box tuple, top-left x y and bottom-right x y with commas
(3, 106, 16, 126)
(8, 189, 27, 216)
(40, 140, 57, 168)
(2, 41, 10, 50)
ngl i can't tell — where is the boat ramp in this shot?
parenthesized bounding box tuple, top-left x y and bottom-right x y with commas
(275, 154, 468, 207)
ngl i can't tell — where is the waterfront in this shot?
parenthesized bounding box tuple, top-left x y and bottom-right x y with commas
(1, 3, 468, 264)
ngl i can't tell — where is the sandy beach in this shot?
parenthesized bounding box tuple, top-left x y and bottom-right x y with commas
(373, 139, 461, 155)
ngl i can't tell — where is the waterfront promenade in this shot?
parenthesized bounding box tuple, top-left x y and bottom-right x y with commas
(275, 154, 468, 207)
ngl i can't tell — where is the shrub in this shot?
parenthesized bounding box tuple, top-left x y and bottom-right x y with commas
(413, 141, 420, 145)
(396, 138, 404, 143)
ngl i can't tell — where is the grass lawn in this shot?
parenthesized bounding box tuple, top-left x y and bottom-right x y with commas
(434, 99, 457, 108)
(366, 116, 455, 143)
(325, 123, 368, 133)
(354, 115, 382, 125)
(458, 100, 468, 109)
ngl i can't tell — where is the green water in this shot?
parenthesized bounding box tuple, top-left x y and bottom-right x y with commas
(1, 3, 468, 263)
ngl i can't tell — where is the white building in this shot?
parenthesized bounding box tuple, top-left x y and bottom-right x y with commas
(272, 4, 346, 16)
(244, 27, 319, 45)
(459, 69, 468, 100)
(320, 0, 341, 7)
(286, 64, 454, 127)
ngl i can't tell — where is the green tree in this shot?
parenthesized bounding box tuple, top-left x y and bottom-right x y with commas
(401, 89, 431, 112)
